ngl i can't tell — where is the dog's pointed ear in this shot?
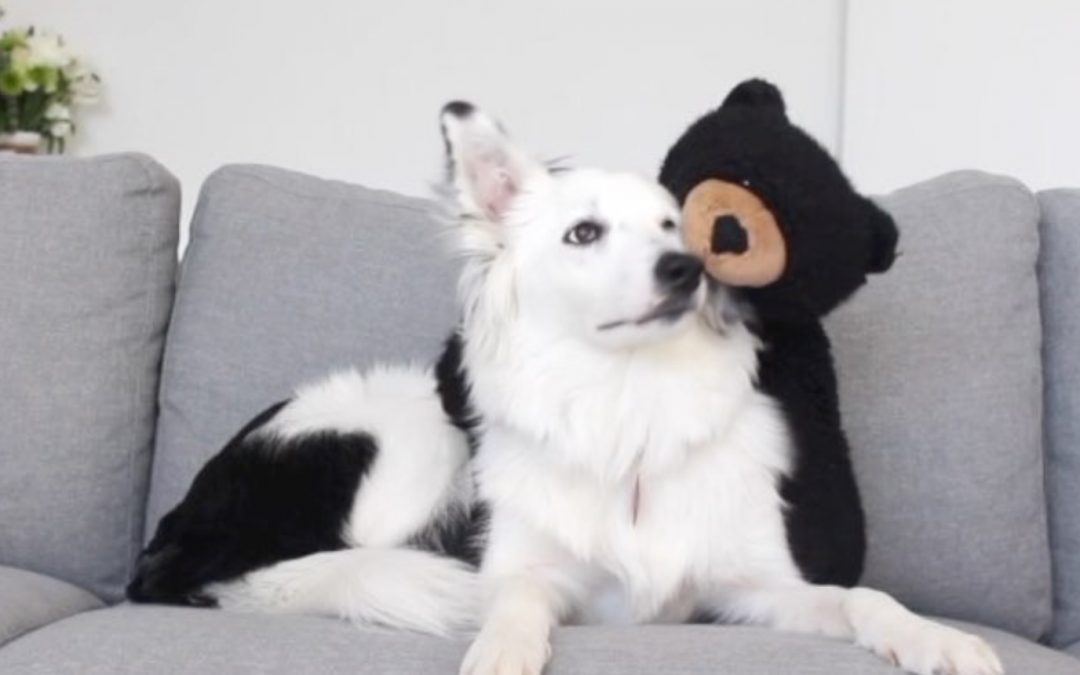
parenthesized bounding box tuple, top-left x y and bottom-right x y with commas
(440, 101, 545, 222)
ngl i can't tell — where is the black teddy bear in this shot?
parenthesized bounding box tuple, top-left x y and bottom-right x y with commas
(659, 78, 899, 586)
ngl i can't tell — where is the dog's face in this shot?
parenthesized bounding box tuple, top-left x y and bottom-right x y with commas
(441, 102, 704, 350)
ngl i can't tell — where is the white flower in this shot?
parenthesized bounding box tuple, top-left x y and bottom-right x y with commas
(10, 44, 32, 69)
(45, 102, 71, 121)
(49, 120, 73, 138)
(25, 32, 74, 69)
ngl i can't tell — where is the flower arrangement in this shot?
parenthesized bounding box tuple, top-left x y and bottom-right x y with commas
(0, 3, 101, 153)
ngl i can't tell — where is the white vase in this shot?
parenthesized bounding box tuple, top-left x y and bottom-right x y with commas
(0, 131, 44, 155)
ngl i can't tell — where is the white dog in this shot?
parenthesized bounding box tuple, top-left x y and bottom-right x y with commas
(130, 103, 1003, 675)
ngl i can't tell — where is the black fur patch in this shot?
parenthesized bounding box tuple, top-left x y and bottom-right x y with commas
(127, 401, 376, 605)
(431, 332, 490, 563)
(435, 332, 482, 453)
(408, 500, 489, 568)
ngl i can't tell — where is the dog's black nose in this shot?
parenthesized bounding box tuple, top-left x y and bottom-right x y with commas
(655, 252, 703, 295)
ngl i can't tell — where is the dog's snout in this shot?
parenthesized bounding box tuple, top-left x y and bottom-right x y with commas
(655, 252, 703, 295)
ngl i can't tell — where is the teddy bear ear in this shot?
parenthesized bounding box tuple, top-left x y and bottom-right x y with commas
(865, 201, 900, 274)
(720, 78, 787, 117)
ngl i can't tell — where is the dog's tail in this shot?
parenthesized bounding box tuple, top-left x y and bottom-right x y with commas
(204, 547, 481, 636)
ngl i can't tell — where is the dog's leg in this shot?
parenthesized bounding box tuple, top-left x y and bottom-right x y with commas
(460, 512, 589, 675)
(460, 574, 567, 675)
(716, 583, 1003, 675)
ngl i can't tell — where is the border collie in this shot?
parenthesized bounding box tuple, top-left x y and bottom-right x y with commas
(129, 103, 1002, 675)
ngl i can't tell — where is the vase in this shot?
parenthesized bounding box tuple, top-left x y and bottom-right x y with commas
(0, 131, 44, 155)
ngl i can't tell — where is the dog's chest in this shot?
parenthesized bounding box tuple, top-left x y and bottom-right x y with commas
(470, 320, 800, 619)
(476, 385, 798, 620)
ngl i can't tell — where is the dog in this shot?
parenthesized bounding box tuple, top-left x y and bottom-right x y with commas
(129, 103, 1003, 675)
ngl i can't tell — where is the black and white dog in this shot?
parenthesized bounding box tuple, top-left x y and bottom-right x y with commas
(129, 104, 1002, 675)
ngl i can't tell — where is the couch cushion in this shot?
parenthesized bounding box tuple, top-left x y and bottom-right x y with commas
(0, 606, 1074, 674)
(826, 171, 1050, 639)
(1039, 188, 1080, 647)
(0, 566, 103, 647)
(0, 154, 180, 603)
(145, 165, 460, 533)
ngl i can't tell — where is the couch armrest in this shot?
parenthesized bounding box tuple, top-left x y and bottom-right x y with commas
(0, 565, 103, 647)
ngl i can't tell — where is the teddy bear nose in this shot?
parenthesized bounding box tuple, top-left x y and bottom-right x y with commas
(711, 214, 749, 254)
(655, 252, 703, 295)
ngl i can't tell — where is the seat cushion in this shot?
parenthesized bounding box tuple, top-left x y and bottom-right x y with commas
(145, 165, 460, 533)
(0, 606, 1075, 674)
(0, 566, 103, 648)
(0, 154, 180, 602)
(826, 171, 1050, 639)
(1039, 187, 1080, 647)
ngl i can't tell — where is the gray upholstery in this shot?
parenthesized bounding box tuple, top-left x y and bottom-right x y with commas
(145, 165, 460, 534)
(827, 171, 1051, 639)
(1039, 188, 1080, 647)
(0, 154, 180, 603)
(4, 158, 1079, 668)
(0, 566, 102, 648)
(1068, 641, 1080, 659)
(0, 606, 1076, 675)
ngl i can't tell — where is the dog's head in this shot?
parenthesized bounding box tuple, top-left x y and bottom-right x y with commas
(440, 102, 704, 350)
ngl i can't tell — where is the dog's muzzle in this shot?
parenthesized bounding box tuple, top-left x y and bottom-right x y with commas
(654, 252, 704, 296)
(597, 253, 703, 332)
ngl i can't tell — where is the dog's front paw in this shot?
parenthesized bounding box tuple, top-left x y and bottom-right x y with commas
(870, 619, 1003, 675)
(460, 626, 550, 675)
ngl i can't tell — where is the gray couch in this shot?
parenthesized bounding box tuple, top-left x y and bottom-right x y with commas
(1, 153, 1078, 674)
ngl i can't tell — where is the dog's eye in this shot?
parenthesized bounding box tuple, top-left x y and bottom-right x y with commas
(563, 220, 605, 246)
(661, 219, 677, 232)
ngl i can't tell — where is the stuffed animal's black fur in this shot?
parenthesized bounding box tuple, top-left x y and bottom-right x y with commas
(659, 79, 899, 586)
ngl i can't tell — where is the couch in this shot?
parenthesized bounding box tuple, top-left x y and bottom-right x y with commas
(1, 153, 1078, 674)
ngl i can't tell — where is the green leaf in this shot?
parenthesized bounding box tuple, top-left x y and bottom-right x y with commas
(0, 68, 23, 96)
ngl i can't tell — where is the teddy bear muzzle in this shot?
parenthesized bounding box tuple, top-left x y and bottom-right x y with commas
(682, 178, 788, 288)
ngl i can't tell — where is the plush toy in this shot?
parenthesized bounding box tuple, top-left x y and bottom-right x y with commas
(659, 78, 899, 586)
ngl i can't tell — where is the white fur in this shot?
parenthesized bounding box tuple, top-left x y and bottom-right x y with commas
(442, 106, 1003, 675)
(209, 548, 480, 637)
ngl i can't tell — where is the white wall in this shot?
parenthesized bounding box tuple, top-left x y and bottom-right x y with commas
(8, 0, 1075, 226)
(842, 0, 1080, 193)
(2, 0, 844, 246)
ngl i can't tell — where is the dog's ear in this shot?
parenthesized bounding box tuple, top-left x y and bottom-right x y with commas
(440, 101, 544, 222)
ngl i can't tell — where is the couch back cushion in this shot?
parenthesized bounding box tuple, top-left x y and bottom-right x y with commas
(145, 165, 459, 532)
(1037, 187, 1080, 647)
(827, 171, 1051, 639)
(0, 154, 179, 602)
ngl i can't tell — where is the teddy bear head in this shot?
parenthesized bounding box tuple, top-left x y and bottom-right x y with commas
(659, 78, 898, 321)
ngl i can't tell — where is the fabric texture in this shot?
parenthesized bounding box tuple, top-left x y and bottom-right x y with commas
(0, 566, 102, 647)
(826, 171, 1051, 639)
(0, 154, 180, 603)
(146, 165, 460, 534)
(1039, 188, 1080, 647)
(0, 606, 1076, 674)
